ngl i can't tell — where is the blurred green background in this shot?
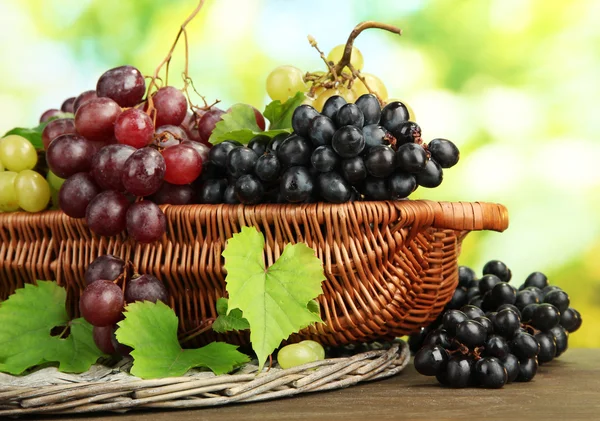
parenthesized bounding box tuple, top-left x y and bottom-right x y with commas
(0, 0, 597, 346)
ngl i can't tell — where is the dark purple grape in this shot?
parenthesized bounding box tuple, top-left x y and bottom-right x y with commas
(255, 152, 280, 182)
(86, 190, 130, 236)
(531, 303, 560, 332)
(335, 103, 364, 128)
(517, 357, 538, 382)
(75, 97, 122, 141)
(484, 336, 510, 359)
(341, 156, 367, 184)
(291, 105, 319, 137)
(478, 274, 502, 295)
(362, 124, 387, 152)
(503, 354, 519, 383)
(362, 177, 389, 200)
(61, 97, 76, 113)
(498, 304, 521, 317)
(446, 287, 468, 309)
(151, 182, 194, 205)
(42, 118, 76, 150)
(267, 133, 289, 152)
(197, 179, 227, 204)
(396, 143, 427, 173)
(467, 287, 480, 300)
(91, 144, 136, 191)
(223, 185, 239, 204)
(318, 172, 352, 203)
(549, 325, 568, 356)
(416, 159, 443, 188)
(493, 308, 521, 338)
(473, 316, 494, 336)
(482, 260, 511, 282)
(380, 101, 410, 137)
(544, 290, 570, 314)
(511, 331, 540, 359)
(73, 90, 98, 113)
(414, 345, 448, 376)
(311, 146, 338, 173)
(93, 325, 116, 354)
(458, 266, 477, 288)
(151, 86, 188, 127)
(209, 140, 241, 167)
(515, 289, 540, 310)
(475, 357, 507, 389)
(490, 282, 517, 307)
(442, 310, 469, 336)
(235, 174, 264, 204)
(522, 272, 548, 289)
(126, 201, 166, 243)
(308, 115, 336, 147)
(227, 147, 258, 178)
(121, 147, 166, 196)
(535, 332, 557, 363)
(394, 121, 421, 145)
(423, 329, 453, 349)
(332, 126, 365, 158)
(460, 305, 485, 320)
(96, 65, 146, 107)
(247, 135, 270, 156)
(46, 134, 96, 178)
(428, 138, 460, 168)
(280, 166, 314, 203)
(58, 173, 101, 218)
(321, 95, 346, 120)
(560, 307, 582, 333)
(355, 94, 381, 126)
(456, 320, 487, 348)
(365, 145, 396, 178)
(277, 134, 312, 167)
(444, 355, 475, 388)
(79, 280, 124, 327)
(124, 274, 169, 304)
(520, 302, 538, 322)
(85, 255, 126, 287)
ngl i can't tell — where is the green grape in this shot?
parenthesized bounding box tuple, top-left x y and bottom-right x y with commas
(15, 170, 51, 212)
(353, 73, 389, 101)
(327, 44, 364, 73)
(277, 343, 321, 369)
(0, 135, 38, 172)
(0, 171, 19, 212)
(266, 65, 308, 102)
(299, 340, 325, 360)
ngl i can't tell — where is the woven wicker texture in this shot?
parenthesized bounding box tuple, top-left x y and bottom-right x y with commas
(0, 200, 508, 346)
(0, 341, 409, 417)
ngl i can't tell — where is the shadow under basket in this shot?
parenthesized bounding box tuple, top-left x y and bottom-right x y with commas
(0, 200, 508, 347)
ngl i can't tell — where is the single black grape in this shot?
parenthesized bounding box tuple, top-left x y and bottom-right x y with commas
(335, 103, 364, 128)
(415, 159, 443, 188)
(560, 307, 582, 333)
(515, 290, 540, 310)
(267, 133, 289, 152)
(444, 355, 475, 388)
(396, 143, 427, 173)
(332, 126, 365, 158)
(341, 157, 367, 184)
(198, 179, 226, 204)
(460, 305, 485, 320)
(517, 357, 538, 382)
(209, 141, 241, 167)
(234, 174, 264, 205)
(223, 184, 239, 204)
(467, 287, 480, 300)
(124, 274, 168, 304)
(542, 285, 562, 297)
(355, 94, 381, 125)
(308, 115, 336, 147)
(318, 172, 352, 203)
(362, 177, 389, 200)
(414, 345, 449, 376)
(493, 308, 521, 338)
(521, 303, 539, 323)
(428, 138, 460, 168)
(277, 134, 312, 167)
(393, 121, 422, 145)
(544, 290, 570, 314)
(525, 286, 544, 302)
(503, 353, 520, 383)
(497, 304, 521, 317)
(247, 135, 270, 156)
(473, 316, 494, 336)
(362, 124, 387, 152)
(469, 296, 484, 308)
(510, 331, 540, 359)
(480, 292, 496, 312)
(456, 320, 487, 348)
(549, 325, 568, 357)
(523, 272, 548, 290)
(291, 104, 319, 137)
(446, 288, 469, 310)
(442, 310, 469, 336)
(321, 95, 347, 120)
(475, 357, 507, 389)
(484, 336, 510, 359)
(458, 266, 477, 288)
(531, 303, 560, 332)
(387, 172, 417, 200)
(227, 147, 258, 178)
(423, 329, 453, 349)
(482, 260, 511, 282)
(409, 326, 434, 354)
(365, 145, 396, 178)
(479, 274, 502, 295)
(490, 282, 517, 307)
(535, 332, 557, 363)
(380, 101, 410, 138)
(255, 153, 281, 182)
(311, 146, 339, 173)
(280, 166, 314, 203)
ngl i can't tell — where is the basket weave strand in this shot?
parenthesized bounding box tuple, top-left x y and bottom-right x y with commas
(0, 200, 508, 346)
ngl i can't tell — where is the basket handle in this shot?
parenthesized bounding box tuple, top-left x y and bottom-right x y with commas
(423, 200, 509, 232)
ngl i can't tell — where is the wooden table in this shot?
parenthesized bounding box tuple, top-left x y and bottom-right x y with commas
(32, 349, 598, 420)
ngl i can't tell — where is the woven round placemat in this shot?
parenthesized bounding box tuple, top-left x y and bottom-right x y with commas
(0, 340, 409, 417)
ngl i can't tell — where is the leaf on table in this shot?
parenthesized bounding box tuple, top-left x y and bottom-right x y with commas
(212, 297, 250, 333)
(0, 281, 104, 375)
(223, 226, 325, 371)
(263, 91, 306, 130)
(116, 301, 249, 379)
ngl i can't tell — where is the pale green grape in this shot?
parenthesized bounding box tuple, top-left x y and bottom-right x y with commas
(266, 65, 308, 102)
(0, 171, 19, 212)
(300, 340, 325, 360)
(0, 135, 38, 172)
(277, 343, 320, 369)
(15, 170, 51, 212)
(327, 44, 364, 73)
(47, 170, 66, 209)
(353, 73, 389, 101)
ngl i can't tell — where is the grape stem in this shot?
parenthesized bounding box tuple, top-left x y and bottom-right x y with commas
(178, 318, 216, 344)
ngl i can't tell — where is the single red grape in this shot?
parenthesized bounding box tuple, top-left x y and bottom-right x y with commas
(42, 118, 76, 150)
(96, 65, 146, 107)
(86, 190, 130, 237)
(73, 90, 98, 113)
(162, 144, 203, 185)
(75, 97, 122, 141)
(126, 201, 166, 243)
(46, 134, 96, 178)
(150, 86, 187, 127)
(58, 172, 101, 218)
(114, 108, 154, 149)
(79, 280, 124, 327)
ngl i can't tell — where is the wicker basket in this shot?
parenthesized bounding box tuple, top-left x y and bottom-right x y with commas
(0, 200, 508, 346)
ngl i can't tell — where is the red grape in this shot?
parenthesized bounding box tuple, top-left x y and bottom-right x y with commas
(79, 280, 124, 327)
(124, 274, 169, 304)
(39, 109, 62, 123)
(150, 182, 194, 205)
(93, 325, 116, 354)
(150, 86, 187, 127)
(121, 147, 166, 196)
(181, 140, 209, 164)
(96, 65, 146, 107)
(61, 97, 76, 113)
(86, 190, 130, 236)
(91, 144, 136, 191)
(73, 90, 98, 113)
(58, 173, 101, 218)
(126, 201, 166, 243)
(42, 118, 76, 150)
(162, 144, 202, 185)
(85, 255, 126, 285)
(46, 134, 96, 178)
(197, 108, 224, 141)
(114, 108, 154, 148)
(75, 97, 122, 141)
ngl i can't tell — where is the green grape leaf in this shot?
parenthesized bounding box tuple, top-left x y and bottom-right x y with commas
(116, 301, 249, 379)
(3, 113, 73, 150)
(222, 226, 325, 371)
(307, 299, 321, 316)
(0, 281, 104, 375)
(263, 91, 306, 130)
(212, 298, 250, 333)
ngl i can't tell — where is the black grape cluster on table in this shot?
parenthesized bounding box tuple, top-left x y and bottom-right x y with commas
(410, 260, 582, 389)
(80, 254, 170, 355)
(199, 95, 460, 204)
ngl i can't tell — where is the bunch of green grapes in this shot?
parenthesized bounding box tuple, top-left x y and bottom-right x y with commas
(0, 135, 55, 213)
(266, 44, 414, 119)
